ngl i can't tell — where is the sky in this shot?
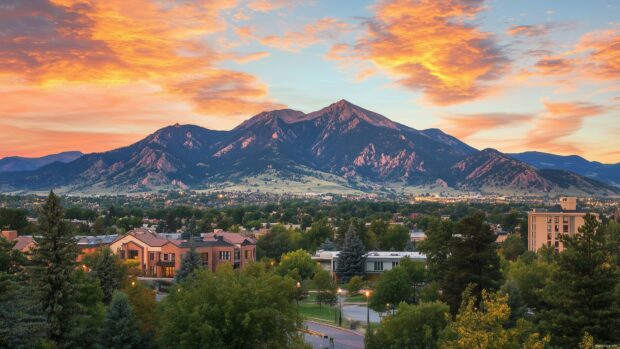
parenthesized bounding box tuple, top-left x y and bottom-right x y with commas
(1, 0, 619, 163)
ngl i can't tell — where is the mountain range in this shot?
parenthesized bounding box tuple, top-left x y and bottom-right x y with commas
(0, 100, 617, 196)
(0, 151, 83, 173)
(509, 152, 620, 187)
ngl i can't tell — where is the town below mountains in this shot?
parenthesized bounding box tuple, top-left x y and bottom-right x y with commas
(1, 100, 618, 196)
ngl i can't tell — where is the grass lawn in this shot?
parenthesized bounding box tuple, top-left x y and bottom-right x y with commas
(345, 294, 366, 303)
(298, 301, 338, 323)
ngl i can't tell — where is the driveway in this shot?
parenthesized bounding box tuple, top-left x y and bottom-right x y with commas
(304, 321, 365, 349)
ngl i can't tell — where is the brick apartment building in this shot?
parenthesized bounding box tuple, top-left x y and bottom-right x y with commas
(109, 229, 256, 278)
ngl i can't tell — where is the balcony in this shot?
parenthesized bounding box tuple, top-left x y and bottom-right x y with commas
(157, 260, 175, 267)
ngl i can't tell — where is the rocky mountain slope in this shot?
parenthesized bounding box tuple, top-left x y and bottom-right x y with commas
(0, 100, 616, 196)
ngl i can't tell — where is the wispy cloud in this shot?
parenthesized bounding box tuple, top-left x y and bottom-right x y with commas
(525, 101, 606, 154)
(439, 112, 534, 138)
(506, 24, 551, 37)
(236, 18, 349, 52)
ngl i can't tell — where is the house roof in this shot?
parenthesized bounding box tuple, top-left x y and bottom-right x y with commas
(178, 237, 234, 248)
(202, 232, 256, 245)
(14, 236, 35, 251)
(115, 228, 182, 247)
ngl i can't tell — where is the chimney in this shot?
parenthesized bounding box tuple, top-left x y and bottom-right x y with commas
(1, 230, 18, 241)
(560, 197, 577, 211)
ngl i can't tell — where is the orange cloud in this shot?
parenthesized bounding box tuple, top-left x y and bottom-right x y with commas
(440, 113, 534, 138)
(577, 29, 620, 80)
(237, 18, 349, 52)
(506, 24, 550, 37)
(525, 101, 606, 154)
(533, 57, 574, 75)
(247, 0, 305, 12)
(0, 0, 280, 117)
(166, 70, 285, 115)
(349, 0, 508, 105)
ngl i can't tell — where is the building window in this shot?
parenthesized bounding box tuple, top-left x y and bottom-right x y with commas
(374, 261, 383, 271)
(563, 216, 569, 223)
(128, 250, 139, 259)
(244, 250, 252, 259)
(219, 251, 230, 260)
(554, 216, 559, 224)
(162, 266, 175, 278)
(163, 253, 175, 262)
(149, 252, 155, 261)
(149, 266, 155, 276)
(563, 224, 569, 233)
(200, 253, 209, 266)
(392, 261, 399, 267)
(234, 250, 240, 261)
(120, 250, 126, 259)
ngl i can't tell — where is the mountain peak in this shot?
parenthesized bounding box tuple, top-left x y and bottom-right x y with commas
(236, 109, 306, 129)
(304, 99, 399, 129)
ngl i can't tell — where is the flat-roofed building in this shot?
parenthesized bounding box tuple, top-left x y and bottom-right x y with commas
(527, 197, 598, 252)
(312, 250, 426, 278)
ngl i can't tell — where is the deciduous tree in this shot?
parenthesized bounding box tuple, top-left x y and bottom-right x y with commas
(366, 302, 449, 349)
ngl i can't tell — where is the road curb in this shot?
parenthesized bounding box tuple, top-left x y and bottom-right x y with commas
(306, 320, 364, 337)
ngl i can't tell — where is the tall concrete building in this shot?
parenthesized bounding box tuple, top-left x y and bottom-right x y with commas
(527, 197, 597, 252)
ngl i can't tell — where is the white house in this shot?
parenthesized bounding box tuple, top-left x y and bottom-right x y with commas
(312, 250, 426, 276)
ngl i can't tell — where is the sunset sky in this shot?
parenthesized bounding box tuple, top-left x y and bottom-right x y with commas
(1, 0, 619, 162)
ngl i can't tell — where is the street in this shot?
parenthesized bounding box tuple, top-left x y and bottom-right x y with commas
(304, 321, 365, 349)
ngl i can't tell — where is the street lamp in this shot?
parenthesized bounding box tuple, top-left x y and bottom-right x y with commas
(296, 281, 301, 318)
(337, 288, 343, 327)
(365, 290, 371, 330)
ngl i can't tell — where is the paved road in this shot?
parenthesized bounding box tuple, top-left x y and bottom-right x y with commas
(341, 305, 381, 324)
(304, 321, 365, 349)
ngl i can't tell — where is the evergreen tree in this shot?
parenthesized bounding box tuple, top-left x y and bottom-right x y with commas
(336, 224, 367, 282)
(67, 270, 105, 349)
(100, 292, 142, 349)
(0, 236, 46, 348)
(537, 214, 620, 347)
(91, 247, 125, 304)
(175, 244, 201, 283)
(31, 191, 79, 346)
(441, 213, 501, 314)
(319, 238, 337, 251)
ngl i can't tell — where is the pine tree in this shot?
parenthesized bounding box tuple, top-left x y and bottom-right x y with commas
(319, 238, 337, 251)
(92, 247, 125, 304)
(537, 214, 620, 347)
(175, 244, 201, 283)
(441, 213, 501, 314)
(0, 236, 46, 348)
(336, 224, 366, 282)
(31, 191, 79, 346)
(100, 292, 142, 349)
